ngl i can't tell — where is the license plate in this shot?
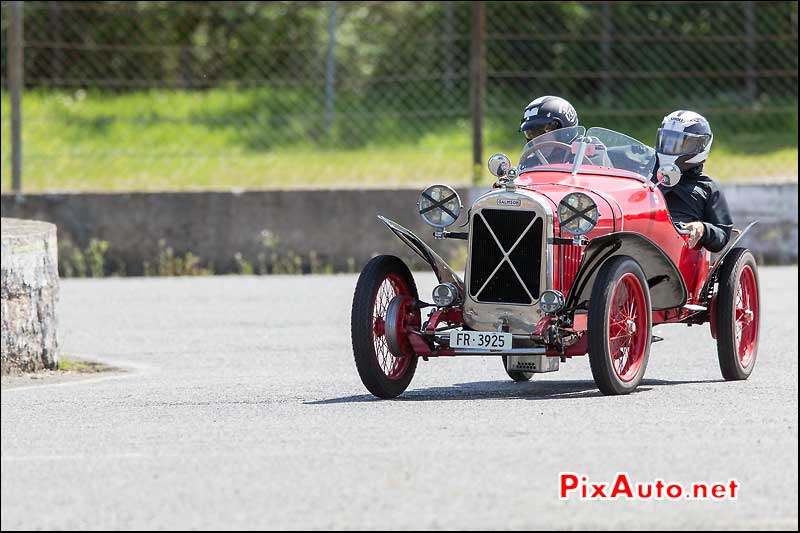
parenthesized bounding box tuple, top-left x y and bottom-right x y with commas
(449, 331, 512, 351)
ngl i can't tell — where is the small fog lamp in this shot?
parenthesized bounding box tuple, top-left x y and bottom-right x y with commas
(538, 290, 565, 314)
(432, 282, 458, 307)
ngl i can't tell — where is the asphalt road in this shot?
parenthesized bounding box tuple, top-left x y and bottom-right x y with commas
(2, 267, 797, 530)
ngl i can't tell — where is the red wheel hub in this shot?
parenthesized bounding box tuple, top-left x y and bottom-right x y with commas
(373, 317, 385, 337)
(607, 273, 647, 382)
(371, 273, 417, 381)
(734, 265, 758, 368)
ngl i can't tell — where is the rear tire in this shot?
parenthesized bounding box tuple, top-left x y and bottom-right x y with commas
(588, 256, 652, 395)
(715, 248, 759, 381)
(351, 255, 419, 398)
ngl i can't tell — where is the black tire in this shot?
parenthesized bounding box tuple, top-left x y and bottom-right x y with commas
(588, 256, 653, 395)
(501, 355, 534, 382)
(715, 248, 760, 381)
(351, 255, 419, 398)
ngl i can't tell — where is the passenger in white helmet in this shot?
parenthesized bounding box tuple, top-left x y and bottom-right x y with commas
(654, 110, 733, 252)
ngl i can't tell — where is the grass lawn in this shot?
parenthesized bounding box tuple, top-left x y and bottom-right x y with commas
(1, 89, 797, 192)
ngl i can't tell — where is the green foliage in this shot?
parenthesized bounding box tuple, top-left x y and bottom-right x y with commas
(1, 2, 796, 190)
(59, 238, 112, 278)
(234, 252, 255, 275)
(143, 239, 214, 276)
(1, 89, 796, 192)
(57, 233, 345, 278)
(85, 239, 109, 278)
(59, 240, 88, 278)
(255, 230, 334, 275)
(309, 251, 334, 275)
(57, 355, 111, 373)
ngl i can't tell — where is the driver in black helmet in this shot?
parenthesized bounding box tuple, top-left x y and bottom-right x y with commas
(519, 95, 580, 142)
(654, 110, 733, 252)
(519, 96, 610, 167)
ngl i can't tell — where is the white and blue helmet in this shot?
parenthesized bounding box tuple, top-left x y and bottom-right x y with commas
(656, 110, 713, 175)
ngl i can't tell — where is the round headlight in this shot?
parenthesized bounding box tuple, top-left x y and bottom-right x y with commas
(538, 290, 565, 314)
(418, 185, 462, 228)
(432, 282, 458, 307)
(557, 192, 598, 236)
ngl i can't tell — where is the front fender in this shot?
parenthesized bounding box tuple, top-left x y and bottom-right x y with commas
(565, 231, 688, 311)
(377, 216, 465, 294)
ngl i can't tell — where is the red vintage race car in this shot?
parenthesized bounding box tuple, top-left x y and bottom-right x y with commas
(351, 126, 760, 398)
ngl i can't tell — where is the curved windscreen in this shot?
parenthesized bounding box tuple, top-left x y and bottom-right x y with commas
(518, 126, 586, 172)
(586, 127, 657, 178)
(518, 125, 656, 179)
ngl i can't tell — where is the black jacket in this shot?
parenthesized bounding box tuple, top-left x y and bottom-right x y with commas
(653, 166, 733, 253)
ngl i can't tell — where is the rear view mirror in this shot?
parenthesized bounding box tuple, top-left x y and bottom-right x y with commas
(488, 153, 511, 178)
(656, 164, 681, 187)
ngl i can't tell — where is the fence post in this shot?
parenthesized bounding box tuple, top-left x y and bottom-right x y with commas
(443, 1, 454, 94)
(469, 1, 485, 184)
(9, 1, 24, 192)
(325, 1, 337, 141)
(48, 1, 63, 82)
(744, 1, 757, 101)
(600, 2, 612, 107)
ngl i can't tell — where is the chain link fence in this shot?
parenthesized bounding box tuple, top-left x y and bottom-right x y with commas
(1, 1, 797, 192)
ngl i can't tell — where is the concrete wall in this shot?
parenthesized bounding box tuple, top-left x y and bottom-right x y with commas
(0, 189, 472, 275)
(719, 183, 798, 264)
(0, 183, 796, 277)
(1, 218, 59, 374)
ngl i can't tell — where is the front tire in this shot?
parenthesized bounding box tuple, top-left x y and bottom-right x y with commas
(588, 256, 652, 395)
(351, 255, 419, 398)
(715, 248, 759, 380)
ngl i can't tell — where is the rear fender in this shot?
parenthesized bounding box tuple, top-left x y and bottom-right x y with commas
(698, 221, 758, 305)
(564, 231, 688, 311)
(377, 216, 465, 294)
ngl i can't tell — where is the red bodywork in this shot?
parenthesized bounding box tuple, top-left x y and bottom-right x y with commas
(515, 166, 712, 327)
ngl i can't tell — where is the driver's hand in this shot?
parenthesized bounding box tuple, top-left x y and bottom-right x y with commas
(686, 221, 705, 248)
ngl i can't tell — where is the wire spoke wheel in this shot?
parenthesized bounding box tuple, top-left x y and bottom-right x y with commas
(351, 255, 419, 398)
(608, 273, 648, 382)
(734, 265, 758, 368)
(588, 256, 652, 395)
(372, 275, 416, 380)
(715, 248, 760, 381)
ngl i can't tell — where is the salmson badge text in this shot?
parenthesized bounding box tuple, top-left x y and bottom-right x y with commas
(496, 198, 522, 207)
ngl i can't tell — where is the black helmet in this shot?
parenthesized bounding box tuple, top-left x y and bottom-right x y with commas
(519, 96, 579, 141)
(656, 110, 713, 174)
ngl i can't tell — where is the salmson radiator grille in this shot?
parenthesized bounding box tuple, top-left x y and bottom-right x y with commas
(469, 209, 543, 304)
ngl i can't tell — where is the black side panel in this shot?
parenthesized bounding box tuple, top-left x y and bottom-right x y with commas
(566, 232, 688, 311)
